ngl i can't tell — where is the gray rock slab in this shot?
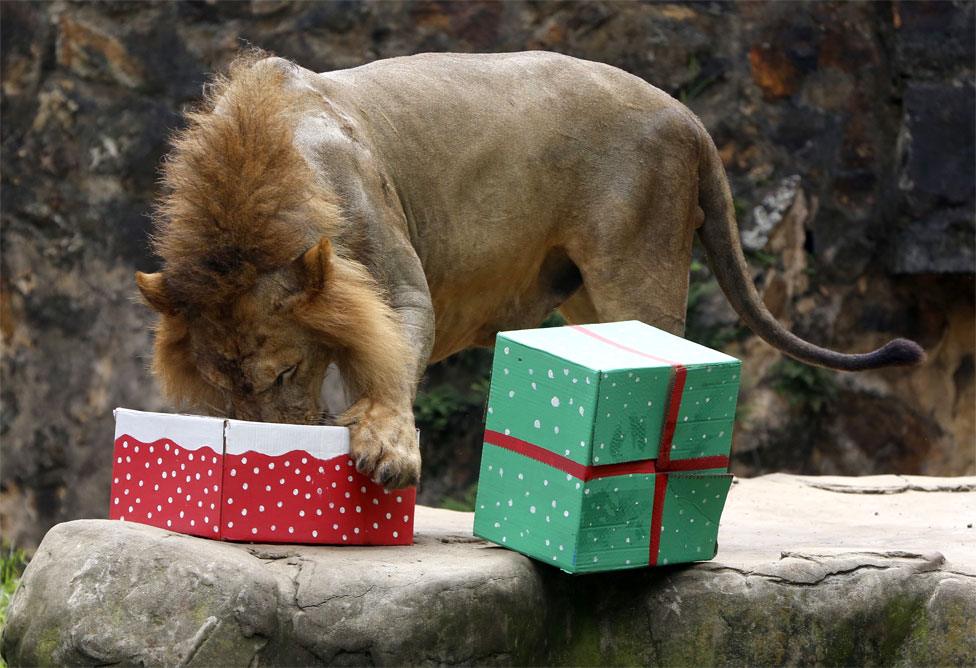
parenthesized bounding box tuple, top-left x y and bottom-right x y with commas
(3, 474, 975, 666)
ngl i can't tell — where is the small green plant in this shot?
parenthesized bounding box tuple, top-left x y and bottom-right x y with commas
(685, 259, 750, 351)
(733, 198, 749, 220)
(677, 54, 722, 103)
(469, 375, 490, 398)
(746, 249, 779, 269)
(769, 358, 838, 413)
(415, 311, 565, 435)
(414, 385, 472, 433)
(0, 543, 29, 665)
(804, 251, 819, 276)
(541, 311, 566, 328)
(414, 310, 568, 508)
(439, 483, 479, 512)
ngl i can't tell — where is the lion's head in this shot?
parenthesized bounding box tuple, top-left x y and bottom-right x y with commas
(137, 241, 332, 424)
(137, 54, 409, 425)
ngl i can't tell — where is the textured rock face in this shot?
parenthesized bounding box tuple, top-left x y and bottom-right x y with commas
(3, 475, 975, 666)
(2, 1, 974, 550)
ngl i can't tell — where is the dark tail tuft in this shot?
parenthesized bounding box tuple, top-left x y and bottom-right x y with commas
(874, 338, 926, 368)
(692, 114, 929, 373)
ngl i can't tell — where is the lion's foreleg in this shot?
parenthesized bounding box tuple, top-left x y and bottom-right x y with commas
(293, 237, 432, 488)
(333, 281, 434, 489)
(389, 284, 437, 387)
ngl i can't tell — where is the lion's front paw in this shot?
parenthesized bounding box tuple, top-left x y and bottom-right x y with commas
(337, 399, 420, 489)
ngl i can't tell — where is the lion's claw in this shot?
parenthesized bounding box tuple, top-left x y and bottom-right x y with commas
(340, 399, 420, 490)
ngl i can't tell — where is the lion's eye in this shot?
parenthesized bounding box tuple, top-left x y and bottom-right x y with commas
(274, 364, 298, 388)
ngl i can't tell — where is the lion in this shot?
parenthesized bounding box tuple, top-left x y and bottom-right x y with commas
(136, 52, 923, 489)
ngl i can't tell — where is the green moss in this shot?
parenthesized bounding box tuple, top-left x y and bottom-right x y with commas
(901, 587, 976, 666)
(552, 614, 644, 667)
(192, 599, 213, 628)
(543, 575, 648, 667)
(32, 625, 60, 667)
(559, 613, 604, 666)
(907, 603, 931, 648)
(879, 594, 924, 662)
(818, 615, 857, 665)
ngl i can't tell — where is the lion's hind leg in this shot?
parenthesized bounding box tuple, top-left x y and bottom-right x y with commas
(565, 193, 700, 337)
(558, 287, 600, 325)
(571, 255, 692, 336)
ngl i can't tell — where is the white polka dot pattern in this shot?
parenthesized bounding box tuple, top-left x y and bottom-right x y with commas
(220, 448, 412, 545)
(109, 432, 415, 546)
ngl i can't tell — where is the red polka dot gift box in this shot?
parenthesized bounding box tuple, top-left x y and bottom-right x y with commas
(109, 408, 415, 545)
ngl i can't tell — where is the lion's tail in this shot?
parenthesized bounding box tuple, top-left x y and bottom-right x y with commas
(693, 121, 924, 371)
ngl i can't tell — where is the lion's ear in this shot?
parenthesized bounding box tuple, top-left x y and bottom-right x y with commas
(296, 236, 334, 294)
(135, 271, 177, 315)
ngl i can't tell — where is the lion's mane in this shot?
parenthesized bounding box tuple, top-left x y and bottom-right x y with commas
(146, 52, 411, 412)
(153, 51, 341, 308)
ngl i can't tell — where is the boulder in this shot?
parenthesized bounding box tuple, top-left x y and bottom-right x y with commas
(3, 474, 974, 666)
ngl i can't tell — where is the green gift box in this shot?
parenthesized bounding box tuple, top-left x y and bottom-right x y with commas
(473, 321, 740, 573)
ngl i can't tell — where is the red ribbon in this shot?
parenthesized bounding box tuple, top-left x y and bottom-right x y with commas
(486, 325, 726, 566)
(483, 430, 728, 566)
(568, 325, 687, 470)
(484, 430, 657, 481)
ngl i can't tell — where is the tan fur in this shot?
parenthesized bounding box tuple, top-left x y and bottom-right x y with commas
(149, 313, 224, 412)
(140, 51, 923, 489)
(293, 253, 412, 404)
(153, 52, 340, 307)
(140, 54, 416, 485)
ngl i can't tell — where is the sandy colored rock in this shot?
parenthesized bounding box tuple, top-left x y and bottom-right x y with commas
(3, 474, 974, 666)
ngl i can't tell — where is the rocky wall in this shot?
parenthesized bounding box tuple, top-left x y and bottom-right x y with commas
(2, 1, 973, 549)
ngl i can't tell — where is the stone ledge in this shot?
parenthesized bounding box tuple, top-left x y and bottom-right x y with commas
(2, 474, 974, 666)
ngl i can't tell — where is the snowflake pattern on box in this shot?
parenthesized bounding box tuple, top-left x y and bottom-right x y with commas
(473, 321, 738, 573)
